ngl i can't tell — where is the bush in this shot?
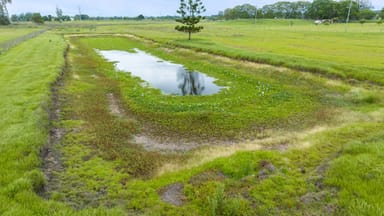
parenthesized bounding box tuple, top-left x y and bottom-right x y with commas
(358, 9, 376, 20)
(31, 13, 44, 24)
(0, 15, 10, 25)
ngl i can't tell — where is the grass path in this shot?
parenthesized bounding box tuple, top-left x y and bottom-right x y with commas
(0, 32, 70, 215)
(0, 27, 42, 44)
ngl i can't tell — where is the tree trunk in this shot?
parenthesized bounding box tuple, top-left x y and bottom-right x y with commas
(188, 31, 191, 40)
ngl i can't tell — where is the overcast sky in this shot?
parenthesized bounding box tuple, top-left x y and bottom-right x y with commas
(7, 0, 384, 17)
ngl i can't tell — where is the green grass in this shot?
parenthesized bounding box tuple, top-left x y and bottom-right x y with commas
(1, 19, 384, 215)
(89, 19, 384, 84)
(49, 32, 384, 215)
(0, 31, 124, 215)
(0, 26, 42, 44)
(0, 32, 67, 214)
(74, 36, 345, 141)
(0, 32, 65, 187)
(110, 118, 384, 215)
(325, 124, 384, 215)
(52, 119, 384, 215)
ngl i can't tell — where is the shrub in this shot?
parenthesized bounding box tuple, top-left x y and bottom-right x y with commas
(0, 15, 10, 25)
(32, 13, 44, 24)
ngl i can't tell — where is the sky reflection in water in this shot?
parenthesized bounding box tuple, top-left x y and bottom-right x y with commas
(97, 49, 222, 96)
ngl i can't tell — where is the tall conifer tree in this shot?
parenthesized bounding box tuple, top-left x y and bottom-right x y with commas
(175, 0, 206, 40)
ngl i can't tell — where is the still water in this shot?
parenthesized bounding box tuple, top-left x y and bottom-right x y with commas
(97, 49, 222, 96)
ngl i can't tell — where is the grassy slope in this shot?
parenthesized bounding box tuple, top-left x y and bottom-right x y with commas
(95, 19, 384, 84)
(0, 32, 124, 215)
(0, 32, 66, 215)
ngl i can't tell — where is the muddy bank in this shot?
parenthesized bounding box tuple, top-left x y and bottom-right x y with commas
(40, 44, 69, 197)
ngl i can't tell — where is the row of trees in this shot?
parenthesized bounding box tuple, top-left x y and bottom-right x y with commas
(306, 0, 374, 20)
(10, 13, 151, 23)
(6, 5, 94, 24)
(220, 0, 382, 21)
(11, 13, 70, 23)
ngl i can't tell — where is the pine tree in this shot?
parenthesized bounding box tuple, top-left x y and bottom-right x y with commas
(175, 0, 206, 40)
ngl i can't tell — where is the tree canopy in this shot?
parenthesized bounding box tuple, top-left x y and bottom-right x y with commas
(0, 0, 12, 25)
(380, 8, 384, 19)
(223, 4, 257, 20)
(56, 6, 63, 22)
(31, 13, 44, 24)
(175, 0, 206, 40)
(219, 0, 378, 22)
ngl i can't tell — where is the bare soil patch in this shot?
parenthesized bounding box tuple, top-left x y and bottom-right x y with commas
(159, 183, 186, 206)
(107, 93, 125, 117)
(189, 170, 226, 186)
(134, 135, 200, 152)
(41, 46, 68, 197)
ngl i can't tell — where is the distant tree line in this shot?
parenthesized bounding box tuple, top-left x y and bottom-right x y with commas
(10, 12, 154, 23)
(6, 0, 384, 24)
(219, 0, 382, 22)
(10, 13, 70, 22)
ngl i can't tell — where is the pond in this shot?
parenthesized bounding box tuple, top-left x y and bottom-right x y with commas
(97, 48, 223, 96)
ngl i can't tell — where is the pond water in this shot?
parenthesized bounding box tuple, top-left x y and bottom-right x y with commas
(97, 49, 223, 96)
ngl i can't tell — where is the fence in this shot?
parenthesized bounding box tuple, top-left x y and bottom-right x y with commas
(0, 29, 46, 54)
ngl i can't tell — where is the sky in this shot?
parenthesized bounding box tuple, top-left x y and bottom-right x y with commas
(7, 0, 384, 17)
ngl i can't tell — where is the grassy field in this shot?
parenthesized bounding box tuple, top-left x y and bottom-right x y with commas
(90, 19, 384, 84)
(0, 26, 42, 44)
(0, 20, 384, 215)
(0, 32, 70, 214)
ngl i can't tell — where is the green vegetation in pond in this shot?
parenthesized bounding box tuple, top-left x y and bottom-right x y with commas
(76, 36, 341, 141)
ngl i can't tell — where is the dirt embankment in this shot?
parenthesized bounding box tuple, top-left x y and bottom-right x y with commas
(40, 44, 69, 197)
